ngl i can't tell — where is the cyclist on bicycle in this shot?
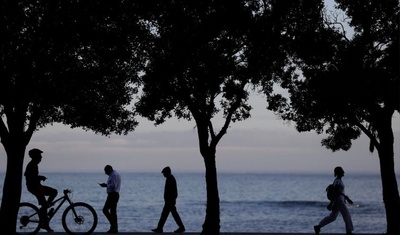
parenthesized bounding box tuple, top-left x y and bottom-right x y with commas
(24, 148, 58, 233)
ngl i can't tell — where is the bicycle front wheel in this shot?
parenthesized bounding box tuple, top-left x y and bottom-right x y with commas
(62, 202, 97, 235)
(16, 202, 41, 235)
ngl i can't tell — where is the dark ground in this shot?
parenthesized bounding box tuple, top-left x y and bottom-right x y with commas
(44, 233, 381, 235)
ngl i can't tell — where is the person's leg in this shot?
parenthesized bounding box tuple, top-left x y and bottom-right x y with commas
(339, 203, 354, 233)
(109, 192, 119, 231)
(170, 205, 184, 228)
(152, 204, 170, 233)
(103, 195, 113, 227)
(36, 194, 48, 220)
(170, 205, 185, 232)
(41, 185, 58, 206)
(103, 192, 119, 232)
(157, 203, 171, 229)
(32, 190, 53, 232)
(319, 210, 339, 227)
(314, 202, 339, 234)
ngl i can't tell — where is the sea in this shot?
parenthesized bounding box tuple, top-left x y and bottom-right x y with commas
(0, 172, 397, 233)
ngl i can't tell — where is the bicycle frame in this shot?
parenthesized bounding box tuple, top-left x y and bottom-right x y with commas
(47, 189, 74, 222)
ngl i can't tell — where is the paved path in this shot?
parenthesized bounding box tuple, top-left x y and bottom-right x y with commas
(45, 233, 381, 235)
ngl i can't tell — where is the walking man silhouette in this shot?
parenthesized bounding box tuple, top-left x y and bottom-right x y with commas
(152, 166, 185, 233)
(314, 166, 354, 235)
(99, 165, 121, 234)
(24, 148, 58, 233)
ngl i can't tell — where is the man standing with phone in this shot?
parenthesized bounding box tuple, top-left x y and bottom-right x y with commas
(99, 165, 121, 234)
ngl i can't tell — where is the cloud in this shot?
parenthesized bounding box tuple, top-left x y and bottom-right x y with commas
(0, 105, 399, 174)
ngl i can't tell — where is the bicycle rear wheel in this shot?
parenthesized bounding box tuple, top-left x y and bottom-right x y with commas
(62, 202, 97, 235)
(16, 202, 41, 235)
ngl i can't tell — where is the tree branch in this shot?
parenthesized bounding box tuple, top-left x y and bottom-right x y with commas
(213, 81, 247, 146)
(24, 106, 41, 144)
(355, 122, 380, 151)
(324, 9, 351, 43)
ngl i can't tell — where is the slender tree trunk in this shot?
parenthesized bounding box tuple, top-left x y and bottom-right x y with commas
(0, 139, 27, 234)
(195, 119, 221, 234)
(376, 112, 400, 235)
(201, 151, 220, 234)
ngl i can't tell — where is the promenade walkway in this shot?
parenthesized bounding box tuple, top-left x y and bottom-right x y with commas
(46, 233, 381, 235)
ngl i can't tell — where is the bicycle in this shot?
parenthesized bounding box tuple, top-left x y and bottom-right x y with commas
(16, 189, 98, 235)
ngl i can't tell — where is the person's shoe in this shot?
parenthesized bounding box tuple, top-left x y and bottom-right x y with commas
(41, 224, 54, 233)
(107, 227, 118, 233)
(151, 228, 163, 233)
(313, 225, 320, 235)
(174, 226, 185, 233)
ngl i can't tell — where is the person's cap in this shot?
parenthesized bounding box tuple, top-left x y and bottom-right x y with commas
(162, 166, 171, 174)
(28, 148, 43, 158)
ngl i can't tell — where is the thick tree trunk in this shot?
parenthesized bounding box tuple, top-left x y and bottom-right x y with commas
(378, 153, 400, 235)
(0, 140, 27, 234)
(376, 113, 400, 235)
(201, 152, 220, 234)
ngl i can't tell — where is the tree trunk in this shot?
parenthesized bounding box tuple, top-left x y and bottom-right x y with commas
(376, 111, 400, 235)
(195, 119, 221, 234)
(0, 140, 27, 234)
(378, 143, 400, 235)
(201, 151, 220, 234)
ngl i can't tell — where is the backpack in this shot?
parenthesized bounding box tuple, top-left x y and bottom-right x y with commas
(326, 184, 335, 201)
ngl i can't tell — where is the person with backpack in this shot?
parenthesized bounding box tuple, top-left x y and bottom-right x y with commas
(314, 166, 354, 235)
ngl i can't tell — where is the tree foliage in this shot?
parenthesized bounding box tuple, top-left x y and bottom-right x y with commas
(137, 1, 253, 125)
(0, 0, 142, 135)
(266, 0, 399, 233)
(0, 1, 144, 233)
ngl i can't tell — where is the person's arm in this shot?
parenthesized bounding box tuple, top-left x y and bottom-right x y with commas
(38, 175, 47, 181)
(164, 176, 177, 201)
(344, 195, 353, 204)
(25, 163, 43, 184)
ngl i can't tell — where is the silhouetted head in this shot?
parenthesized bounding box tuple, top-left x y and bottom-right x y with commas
(29, 148, 43, 163)
(162, 166, 171, 177)
(104, 165, 113, 175)
(334, 166, 345, 177)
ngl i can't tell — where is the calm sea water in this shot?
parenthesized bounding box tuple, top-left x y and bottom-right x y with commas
(0, 172, 396, 233)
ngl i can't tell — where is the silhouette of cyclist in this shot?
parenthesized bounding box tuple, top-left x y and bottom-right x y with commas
(24, 148, 58, 233)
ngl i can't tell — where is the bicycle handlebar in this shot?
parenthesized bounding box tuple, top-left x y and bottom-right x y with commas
(63, 189, 72, 195)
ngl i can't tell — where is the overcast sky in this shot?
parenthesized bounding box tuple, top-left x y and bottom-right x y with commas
(1, 93, 399, 174)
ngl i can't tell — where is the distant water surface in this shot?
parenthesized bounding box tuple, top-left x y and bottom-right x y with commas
(0, 172, 396, 233)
